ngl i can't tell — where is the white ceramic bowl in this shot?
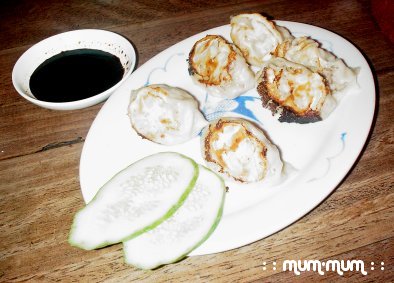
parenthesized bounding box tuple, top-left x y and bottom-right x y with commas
(12, 29, 136, 110)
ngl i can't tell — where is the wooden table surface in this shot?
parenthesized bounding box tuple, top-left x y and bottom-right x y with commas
(1, 0, 393, 282)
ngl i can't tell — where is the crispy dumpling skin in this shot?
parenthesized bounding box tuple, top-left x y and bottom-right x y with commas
(188, 35, 255, 99)
(201, 117, 283, 184)
(256, 57, 336, 124)
(230, 13, 293, 67)
(128, 84, 208, 145)
(274, 36, 358, 94)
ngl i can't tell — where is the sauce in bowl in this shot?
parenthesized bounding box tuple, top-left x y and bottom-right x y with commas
(29, 48, 124, 103)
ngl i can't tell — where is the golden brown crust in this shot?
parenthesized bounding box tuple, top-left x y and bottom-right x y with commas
(257, 69, 322, 124)
(273, 39, 291, 57)
(188, 35, 236, 86)
(203, 119, 268, 183)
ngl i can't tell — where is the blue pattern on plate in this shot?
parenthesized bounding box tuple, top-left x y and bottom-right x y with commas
(145, 52, 184, 86)
(203, 94, 262, 123)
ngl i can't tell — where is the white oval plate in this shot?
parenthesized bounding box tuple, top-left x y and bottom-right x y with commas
(79, 21, 375, 255)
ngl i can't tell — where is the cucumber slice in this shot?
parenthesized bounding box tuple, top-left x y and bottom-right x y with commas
(123, 165, 225, 269)
(69, 152, 198, 250)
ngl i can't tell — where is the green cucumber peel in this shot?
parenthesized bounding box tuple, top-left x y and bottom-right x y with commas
(123, 165, 226, 269)
(69, 152, 199, 250)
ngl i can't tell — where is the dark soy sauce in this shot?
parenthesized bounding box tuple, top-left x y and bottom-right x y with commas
(29, 49, 124, 103)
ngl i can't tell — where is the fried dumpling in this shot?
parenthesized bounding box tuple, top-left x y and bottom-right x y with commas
(274, 37, 358, 94)
(230, 13, 293, 67)
(201, 117, 283, 184)
(257, 57, 336, 123)
(128, 84, 208, 145)
(188, 35, 255, 99)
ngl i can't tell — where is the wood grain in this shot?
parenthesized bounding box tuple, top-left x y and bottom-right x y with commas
(1, 0, 393, 160)
(0, 0, 393, 282)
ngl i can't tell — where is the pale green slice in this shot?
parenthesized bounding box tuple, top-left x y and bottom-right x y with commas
(123, 165, 225, 269)
(69, 152, 198, 250)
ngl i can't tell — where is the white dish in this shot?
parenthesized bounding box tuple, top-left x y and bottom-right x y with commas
(12, 29, 136, 110)
(79, 21, 375, 255)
